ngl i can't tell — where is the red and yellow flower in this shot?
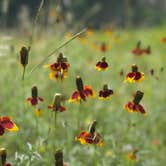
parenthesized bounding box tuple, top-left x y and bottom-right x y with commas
(104, 27, 113, 36)
(5, 163, 12, 166)
(124, 91, 147, 115)
(161, 37, 166, 43)
(92, 42, 110, 53)
(95, 56, 109, 71)
(45, 53, 70, 80)
(132, 41, 143, 56)
(124, 64, 144, 83)
(99, 84, 113, 99)
(127, 149, 139, 161)
(69, 76, 94, 102)
(86, 28, 94, 36)
(142, 46, 151, 55)
(27, 86, 44, 106)
(0, 116, 19, 136)
(132, 41, 151, 55)
(76, 120, 103, 147)
(48, 93, 66, 112)
(99, 42, 109, 52)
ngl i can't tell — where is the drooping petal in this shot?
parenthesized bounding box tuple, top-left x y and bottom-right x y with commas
(0, 117, 19, 131)
(96, 61, 108, 71)
(83, 85, 94, 97)
(0, 125, 5, 135)
(77, 131, 93, 144)
(135, 72, 144, 82)
(38, 97, 44, 101)
(136, 104, 147, 115)
(69, 91, 81, 102)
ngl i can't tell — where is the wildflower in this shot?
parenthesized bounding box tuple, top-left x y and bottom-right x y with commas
(124, 64, 144, 83)
(104, 27, 113, 36)
(76, 120, 103, 147)
(132, 42, 151, 55)
(48, 93, 66, 112)
(5, 164, 12, 166)
(124, 91, 147, 115)
(45, 53, 70, 80)
(0, 148, 12, 166)
(0, 117, 19, 136)
(86, 29, 94, 36)
(99, 42, 109, 53)
(143, 45, 151, 55)
(0, 148, 6, 166)
(99, 84, 113, 99)
(132, 41, 143, 56)
(20, 46, 29, 67)
(127, 149, 138, 161)
(34, 108, 42, 117)
(161, 37, 166, 43)
(69, 76, 94, 102)
(77, 35, 87, 44)
(27, 86, 44, 106)
(95, 56, 109, 71)
(92, 42, 110, 52)
(152, 139, 160, 146)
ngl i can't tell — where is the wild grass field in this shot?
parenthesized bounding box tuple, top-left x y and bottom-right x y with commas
(0, 27, 165, 166)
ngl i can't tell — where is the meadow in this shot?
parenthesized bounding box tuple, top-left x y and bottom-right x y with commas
(0, 26, 165, 166)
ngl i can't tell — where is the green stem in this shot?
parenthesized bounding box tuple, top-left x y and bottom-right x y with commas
(77, 102, 83, 129)
(54, 112, 57, 148)
(22, 66, 26, 81)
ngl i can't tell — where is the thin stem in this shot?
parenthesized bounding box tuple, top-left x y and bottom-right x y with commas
(54, 112, 57, 148)
(29, 28, 87, 75)
(22, 66, 26, 81)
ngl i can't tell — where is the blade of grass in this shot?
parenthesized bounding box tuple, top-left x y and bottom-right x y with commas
(29, 0, 45, 48)
(29, 28, 87, 75)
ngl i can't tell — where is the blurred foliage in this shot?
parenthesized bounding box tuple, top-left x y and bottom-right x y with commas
(0, 0, 166, 28)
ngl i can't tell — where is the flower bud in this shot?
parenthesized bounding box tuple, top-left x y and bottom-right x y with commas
(53, 93, 62, 111)
(55, 149, 63, 166)
(0, 148, 7, 166)
(131, 64, 138, 72)
(20, 46, 29, 67)
(101, 56, 106, 62)
(32, 86, 38, 98)
(136, 41, 141, 48)
(103, 84, 108, 91)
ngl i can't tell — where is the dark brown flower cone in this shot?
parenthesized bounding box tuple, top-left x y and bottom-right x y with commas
(76, 76, 84, 92)
(55, 149, 63, 166)
(133, 91, 144, 105)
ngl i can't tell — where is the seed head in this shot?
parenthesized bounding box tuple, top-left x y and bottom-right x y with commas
(20, 46, 29, 67)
